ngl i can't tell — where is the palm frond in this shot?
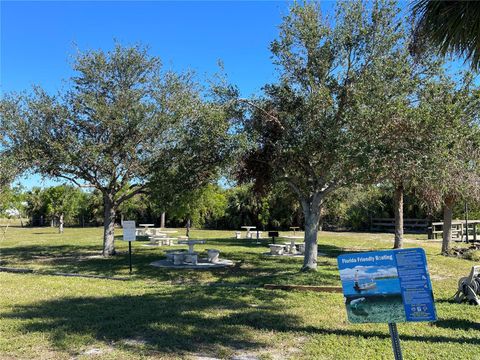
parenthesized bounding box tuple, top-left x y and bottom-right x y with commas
(412, 0, 480, 71)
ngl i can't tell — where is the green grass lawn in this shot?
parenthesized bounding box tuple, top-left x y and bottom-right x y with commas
(0, 226, 479, 359)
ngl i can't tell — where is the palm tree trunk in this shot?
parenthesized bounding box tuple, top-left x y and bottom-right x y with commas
(393, 184, 404, 249)
(441, 195, 455, 255)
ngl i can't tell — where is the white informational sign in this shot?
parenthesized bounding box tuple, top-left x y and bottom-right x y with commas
(122, 221, 136, 242)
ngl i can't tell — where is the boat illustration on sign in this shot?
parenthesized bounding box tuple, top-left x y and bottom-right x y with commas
(354, 281, 377, 292)
(353, 270, 377, 292)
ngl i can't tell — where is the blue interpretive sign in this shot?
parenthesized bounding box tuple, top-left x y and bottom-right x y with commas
(337, 248, 436, 324)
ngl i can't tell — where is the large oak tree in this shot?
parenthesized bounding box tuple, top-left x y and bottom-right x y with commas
(0, 44, 231, 255)
(231, 1, 412, 270)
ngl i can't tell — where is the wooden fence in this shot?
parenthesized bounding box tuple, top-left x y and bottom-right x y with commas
(370, 218, 429, 234)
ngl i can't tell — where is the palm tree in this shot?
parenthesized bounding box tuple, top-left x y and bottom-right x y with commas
(412, 0, 480, 70)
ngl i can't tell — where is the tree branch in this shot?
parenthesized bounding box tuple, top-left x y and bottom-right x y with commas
(238, 98, 285, 130)
(53, 174, 84, 188)
(116, 184, 149, 205)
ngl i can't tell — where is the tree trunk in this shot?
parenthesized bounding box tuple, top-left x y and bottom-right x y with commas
(441, 196, 455, 255)
(186, 218, 191, 237)
(160, 212, 166, 228)
(393, 184, 404, 249)
(103, 195, 117, 256)
(302, 204, 322, 272)
(59, 213, 64, 234)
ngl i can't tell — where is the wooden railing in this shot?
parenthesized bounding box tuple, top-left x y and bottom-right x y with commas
(430, 220, 480, 241)
(371, 218, 480, 241)
(370, 218, 429, 234)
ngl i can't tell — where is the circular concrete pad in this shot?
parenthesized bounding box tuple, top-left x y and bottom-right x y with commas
(263, 251, 327, 258)
(263, 252, 304, 258)
(150, 259, 234, 269)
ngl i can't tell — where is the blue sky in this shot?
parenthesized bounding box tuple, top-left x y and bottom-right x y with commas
(1, 1, 306, 96)
(1, 1, 309, 188)
(0, 0, 466, 189)
(1, 1, 301, 187)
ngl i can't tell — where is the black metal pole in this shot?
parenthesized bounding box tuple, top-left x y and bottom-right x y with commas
(388, 323, 403, 360)
(128, 241, 132, 274)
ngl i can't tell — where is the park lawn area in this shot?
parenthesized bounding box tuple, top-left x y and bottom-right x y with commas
(0, 227, 479, 359)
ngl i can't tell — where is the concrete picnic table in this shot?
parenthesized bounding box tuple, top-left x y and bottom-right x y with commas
(177, 239, 206, 254)
(283, 235, 304, 253)
(289, 227, 300, 235)
(148, 235, 176, 246)
(152, 229, 177, 237)
(268, 244, 286, 255)
(159, 230, 178, 234)
(138, 224, 155, 235)
(241, 226, 256, 238)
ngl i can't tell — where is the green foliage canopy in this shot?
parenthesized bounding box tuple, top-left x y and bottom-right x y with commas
(0, 44, 233, 255)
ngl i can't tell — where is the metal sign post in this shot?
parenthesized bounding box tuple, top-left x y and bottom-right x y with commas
(122, 221, 136, 275)
(388, 323, 403, 360)
(128, 241, 133, 274)
(268, 231, 279, 244)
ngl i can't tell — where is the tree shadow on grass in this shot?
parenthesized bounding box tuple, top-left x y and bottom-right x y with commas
(203, 238, 369, 258)
(434, 298, 467, 305)
(432, 318, 480, 331)
(1, 238, 356, 286)
(318, 244, 375, 259)
(4, 287, 294, 358)
(0, 244, 101, 262)
(4, 286, 478, 358)
(292, 324, 480, 346)
(0, 238, 350, 286)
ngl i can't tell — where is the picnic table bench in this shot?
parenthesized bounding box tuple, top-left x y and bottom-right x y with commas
(148, 235, 177, 246)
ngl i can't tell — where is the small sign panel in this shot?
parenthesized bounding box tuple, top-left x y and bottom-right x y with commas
(337, 248, 436, 324)
(122, 221, 136, 242)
